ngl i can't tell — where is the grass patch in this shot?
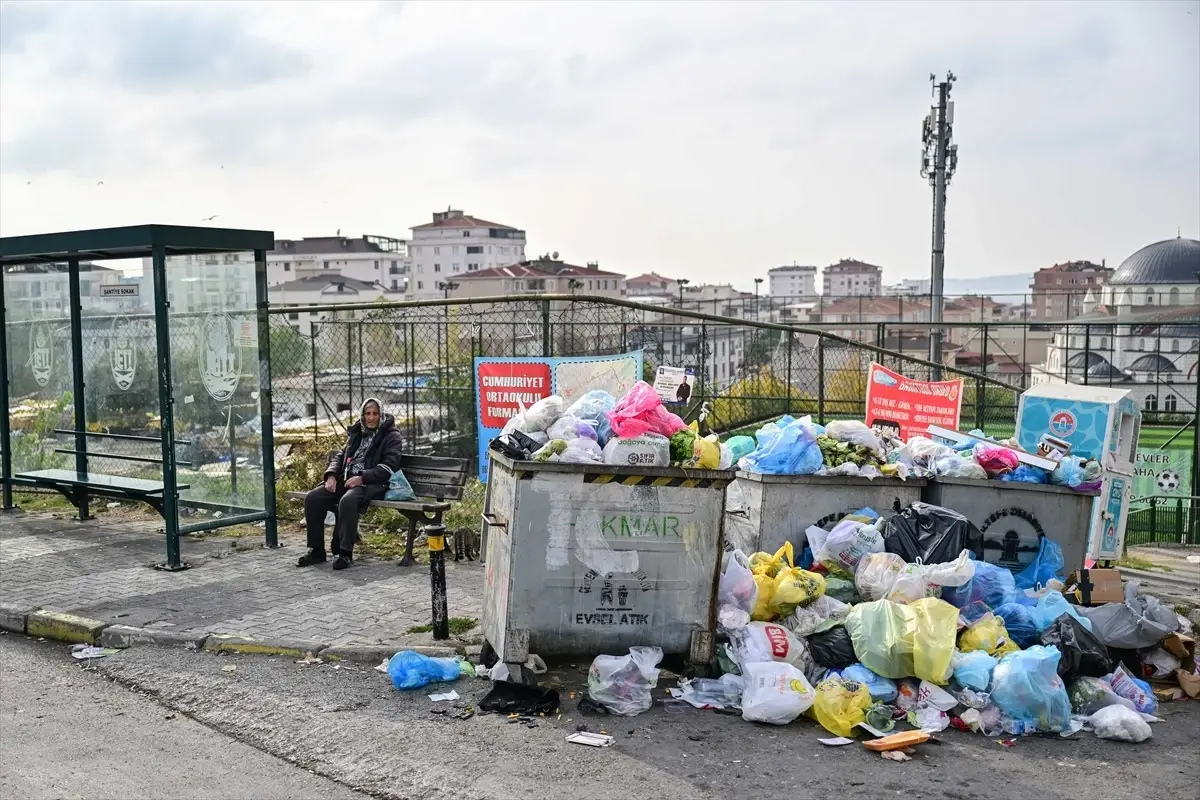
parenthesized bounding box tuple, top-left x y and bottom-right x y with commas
(13, 490, 75, 513)
(193, 523, 262, 540)
(407, 617, 478, 636)
(1175, 604, 1194, 617)
(359, 530, 426, 561)
(1116, 556, 1172, 573)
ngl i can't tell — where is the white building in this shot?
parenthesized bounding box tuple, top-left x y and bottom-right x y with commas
(822, 258, 883, 297)
(1031, 237, 1199, 419)
(768, 265, 818, 301)
(273, 276, 391, 336)
(268, 235, 408, 294)
(408, 209, 527, 300)
(3, 262, 129, 320)
(883, 277, 931, 297)
(447, 257, 625, 300)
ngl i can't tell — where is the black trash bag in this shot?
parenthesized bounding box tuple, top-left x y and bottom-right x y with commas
(808, 625, 857, 669)
(1039, 612, 1112, 679)
(479, 681, 560, 715)
(488, 430, 543, 461)
(881, 502, 983, 563)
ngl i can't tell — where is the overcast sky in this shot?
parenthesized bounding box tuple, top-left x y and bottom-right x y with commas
(1, 0, 1197, 286)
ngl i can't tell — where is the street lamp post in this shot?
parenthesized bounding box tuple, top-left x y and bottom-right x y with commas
(437, 280, 459, 299)
(754, 277, 763, 320)
(676, 278, 690, 307)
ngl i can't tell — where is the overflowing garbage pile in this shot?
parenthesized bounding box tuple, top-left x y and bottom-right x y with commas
(734, 414, 1104, 488)
(582, 502, 1195, 745)
(489, 380, 738, 469)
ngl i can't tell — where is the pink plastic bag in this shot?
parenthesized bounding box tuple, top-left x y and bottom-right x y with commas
(606, 381, 687, 439)
(973, 443, 1019, 477)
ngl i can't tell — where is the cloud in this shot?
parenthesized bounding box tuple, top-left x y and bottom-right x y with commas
(0, 1, 55, 54)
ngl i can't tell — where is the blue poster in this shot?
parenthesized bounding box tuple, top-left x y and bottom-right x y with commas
(474, 351, 644, 482)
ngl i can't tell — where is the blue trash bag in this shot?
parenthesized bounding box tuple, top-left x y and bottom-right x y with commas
(1030, 590, 1094, 634)
(725, 435, 756, 461)
(943, 560, 1019, 609)
(387, 650, 463, 690)
(991, 645, 1073, 733)
(1014, 536, 1065, 590)
(952, 649, 999, 691)
(741, 416, 823, 475)
(993, 602, 1040, 647)
(385, 469, 415, 502)
(838, 663, 898, 702)
(569, 390, 618, 446)
(999, 465, 1049, 484)
(1050, 456, 1086, 487)
(799, 546, 815, 571)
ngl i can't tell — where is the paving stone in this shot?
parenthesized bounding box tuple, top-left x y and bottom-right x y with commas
(98, 624, 207, 650)
(0, 602, 36, 633)
(26, 609, 107, 645)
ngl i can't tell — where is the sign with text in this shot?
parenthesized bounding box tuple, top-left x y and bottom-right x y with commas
(651, 365, 695, 405)
(100, 284, 139, 298)
(1133, 447, 1192, 499)
(864, 362, 963, 442)
(474, 351, 644, 481)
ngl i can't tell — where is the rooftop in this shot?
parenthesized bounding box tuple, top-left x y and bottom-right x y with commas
(0, 224, 274, 266)
(1036, 260, 1109, 273)
(411, 209, 521, 232)
(462, 258, 624, 280)
(824, 258, 884, 273)
(769, 264, 818, 273)
(1110, 236, 1200, 285)
(274, 275, 382, 292)
(272, 235, 404, 255)
(627, 272, 677, 285)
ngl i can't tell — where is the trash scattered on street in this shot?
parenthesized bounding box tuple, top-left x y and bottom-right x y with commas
(818, 736, 855, 746)
(428, 690, 460, 702)
(567, 732, 615, 747)
(880, 750, 911, 762)
(70, 644, 117, 660)
(295, 652, 322, 665)
(221, 664, 237, 673)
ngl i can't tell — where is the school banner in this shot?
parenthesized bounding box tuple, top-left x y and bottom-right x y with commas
(864, 362, 963, 442)
(475, 351, 644, 481)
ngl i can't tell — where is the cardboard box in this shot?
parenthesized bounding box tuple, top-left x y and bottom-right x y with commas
(1151, 632, 1199, 700)
(1068, 568, 1123, 606)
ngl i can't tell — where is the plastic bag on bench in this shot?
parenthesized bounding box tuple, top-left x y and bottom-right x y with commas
(385, 469, 415, 501)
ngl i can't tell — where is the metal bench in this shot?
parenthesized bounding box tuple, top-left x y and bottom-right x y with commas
(285, 454, 471, 566)
(14, 468, 191, 517)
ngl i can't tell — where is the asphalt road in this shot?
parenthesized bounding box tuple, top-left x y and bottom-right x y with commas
(3, 634, 1199, 800)
(0, 634, 365, 800)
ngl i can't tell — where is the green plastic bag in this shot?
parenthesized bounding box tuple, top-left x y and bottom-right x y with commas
(843, 597, 960, 683)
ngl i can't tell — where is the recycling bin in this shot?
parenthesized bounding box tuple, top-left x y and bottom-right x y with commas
(922, 478, 1099, 575)
(481, 452, 733, 671)
(724, 472, 927, 555)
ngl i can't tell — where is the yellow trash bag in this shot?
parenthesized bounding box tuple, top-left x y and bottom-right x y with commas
(749, 543, 794, 578)
(810, 676, 872, 737)
(843, 597, 960, 683)
(769, 567, 826, 617)
(690, 437, 720, 469)
(958, 613, 1021, 658)
(751, 573, 777, 621)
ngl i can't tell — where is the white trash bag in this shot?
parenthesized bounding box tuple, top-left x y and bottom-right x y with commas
(1089, 704, 1153, 743)
(740, 661, 815, 725)
(855, 552, 907, 601)
(587, 646, 663, 716)
(731, 622, 815, 677)
(887, 550, 976, 604)
(602, 433, 670, 468)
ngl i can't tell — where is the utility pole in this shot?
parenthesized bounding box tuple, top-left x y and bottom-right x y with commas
(921, 72, 959, 378)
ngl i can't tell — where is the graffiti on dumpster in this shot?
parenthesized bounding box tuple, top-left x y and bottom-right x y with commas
(980, 508, 1046, 569)
(574, 569, 653, 626)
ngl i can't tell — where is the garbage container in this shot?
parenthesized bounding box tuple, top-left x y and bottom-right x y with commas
(922, 478, 1099, 575)
(724, 472, 927, 555)
(481, 452, 733, 671)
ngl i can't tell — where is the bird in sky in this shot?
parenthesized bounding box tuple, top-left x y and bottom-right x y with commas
(96, 181, 104, 185)
(201, 215, 219, 222)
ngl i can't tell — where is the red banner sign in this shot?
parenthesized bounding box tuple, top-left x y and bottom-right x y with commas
(864, 362, 963, 442)
(476, 361, 552, 428)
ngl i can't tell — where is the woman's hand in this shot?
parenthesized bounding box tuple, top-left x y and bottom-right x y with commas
(345, 476, 364, 489)
(325, 476, 337, 493)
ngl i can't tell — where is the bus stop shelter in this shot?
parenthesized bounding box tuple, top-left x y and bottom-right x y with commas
(0, 225, 278, 570)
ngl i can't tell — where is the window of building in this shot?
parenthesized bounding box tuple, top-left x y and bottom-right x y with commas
(323, 260, 330, 269)
(1145, 288, 1154, 304)
(468, 263, 478, 271)
(1172, 340, 1179, 352)
(284, 263, 291, 272)
(1165, 394, 1178, 413)
(463, 231, 470, 237)
(1169, 287, 1180, 305)
(1145, 394, 1158, 411)
(1139, 338, 1146, 351)
(433, 247, 440, 255)
(392, 260, 398, 268)
(288, 312, 299, 320)
(467, 246, 483, 254)
(417, 281, 424, 290)
(434, 264, 441, 273)
(373, 260, 379, 269)
(452, 263, 459, 272)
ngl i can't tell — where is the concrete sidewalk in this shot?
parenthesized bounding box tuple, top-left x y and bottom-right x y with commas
(0, 511, 484, 656)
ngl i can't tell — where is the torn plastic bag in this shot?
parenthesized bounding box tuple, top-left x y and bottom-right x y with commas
(838, 663, 898, 702)
(740, 415, 824, 476)
(749, 543, 794, 578)
(387, 651, 464, 690)
(1108, 663, 1157, 714)
(896, 437, 958, 474)
(993, 602, 1040, 647)
(587, 646, 663, 716)
(958, 613, 1020, 658)
(932, 454, 988, 480)
(547, 413, 598, 442)
(479, 681, 560, 715)
(1089, 704, 1152, 742)
(1077, 581, 1180, 650)
(718, 549, 758, 616)
(565, 389, 615, 423)
(1030, 590, 1094, 634)
(731, 622, 815, 677)
(605, 381, 686, 439)
(560, 438, 603, 464)
(1067, 676, 1136, 716)
(990, 646, 1073, 733)
(998, 465, 1049, 484)
(807, 625, 857, 669)
(952, 649, 998, 691)
(843, 597, 960, 683)
(855, 552, 907, 602)
(973, 443, 1019, 477)
(1039, 613, 1112, 679)
(886, 550, 976, 605)
(824, 420, 885, 458)
(677, 673, 746, 710)
(882, 503, 983, 564)
(781, 594, 851, 638)
(816, 519, 885, 578)
(1014, 536, 1065, 590)
(943, 560, 1019, 609)
(811, 676, 872, 737)
(740, 661, 815, 725)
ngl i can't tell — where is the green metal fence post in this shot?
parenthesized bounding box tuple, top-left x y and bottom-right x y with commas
(151, 245, 184, 570)
(0, 266, 12, 510)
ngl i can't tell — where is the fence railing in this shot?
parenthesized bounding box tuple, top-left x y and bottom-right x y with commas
(1127, 496, 1200, 546)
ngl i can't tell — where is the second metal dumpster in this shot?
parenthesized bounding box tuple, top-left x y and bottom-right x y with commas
(922, 478, 1099, 576)
(724, 472, 926, 555)
(481, 452, 733, 672)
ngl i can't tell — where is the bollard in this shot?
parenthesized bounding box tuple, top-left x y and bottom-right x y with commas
(424, 523, 450, 640)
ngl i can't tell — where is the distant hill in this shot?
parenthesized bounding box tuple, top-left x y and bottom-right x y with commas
(942, 273, 1034, 297)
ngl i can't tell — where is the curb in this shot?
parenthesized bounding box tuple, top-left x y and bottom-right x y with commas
(0, 602, 37, 634)
(26, 610, 106, 645)
(203, 635, 329, 658)
(322, 643, 457, 663)
(98, 625, 208, 651)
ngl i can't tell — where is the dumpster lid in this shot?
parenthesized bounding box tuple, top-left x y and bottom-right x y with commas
(929, 476, 1101, 496)
(733, 470, 927, 486)
(489, 451, 734, 481)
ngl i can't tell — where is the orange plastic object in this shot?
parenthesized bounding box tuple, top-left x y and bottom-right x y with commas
(862, 730, 931, 752)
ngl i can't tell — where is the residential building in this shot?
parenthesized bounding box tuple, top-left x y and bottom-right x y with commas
(822, 258, 883, 297)
(883, 277, 931, 297)
(1031, 236, 1199, 418)
(446, 257, 625, 300)
(626, 272, 677, 297)
(268, 235, 408, 294)
(3, 262, 129, 320)
(768, 264, 818, 301)
(273, 275, 391, 336)
(1029, 260, 1112, 321)
(408, 209, 527, 300)
(139, 252, 257, 314)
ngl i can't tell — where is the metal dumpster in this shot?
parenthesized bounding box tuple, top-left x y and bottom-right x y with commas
(724, 472, 927, 555)
(922, 478, 1099, 575)
(481, 452, 732, 670)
